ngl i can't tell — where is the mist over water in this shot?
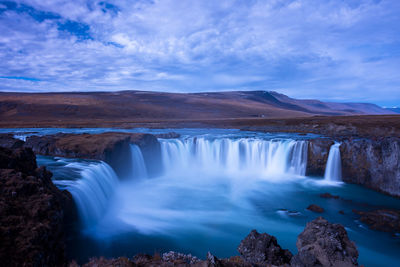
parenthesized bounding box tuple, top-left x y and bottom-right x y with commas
(35, 129, 400, 267)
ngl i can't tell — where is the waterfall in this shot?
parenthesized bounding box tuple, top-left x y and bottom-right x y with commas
(54, 161, 119, 228)
(324, 143, 342, 181)
(160, 138, 308, 177)
(130, 144, 148, 179)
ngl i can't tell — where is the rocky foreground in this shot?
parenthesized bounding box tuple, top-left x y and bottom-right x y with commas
(72, 217, 359, 267)
(0, 146, 75, 266)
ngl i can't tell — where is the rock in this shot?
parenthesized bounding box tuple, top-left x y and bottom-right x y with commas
(81, 257, 134, 267)
(207, 251, 222, 267)
(0, 146, 37, 174)
(0, 146, 75, 266)
(291, 217, 358, 267)
(0, 133, 25, 149)
(25, 132, 162, 178)
(162, 251, 201, 264)
(319, 193, 340, 199)
(340, 137, 400, 197)
(353, 209, 400, 233)
(237, 229, 292, 265)
(307, 204, 325, 213)
(155, 132, 181, 139)
(306, 138, 334, 176)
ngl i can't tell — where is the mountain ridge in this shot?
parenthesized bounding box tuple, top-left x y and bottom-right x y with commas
(0, 90, 394, 125)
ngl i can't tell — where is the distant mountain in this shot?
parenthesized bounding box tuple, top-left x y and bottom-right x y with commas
(385, 108, 400, 114)
(0, 90, 395, 125)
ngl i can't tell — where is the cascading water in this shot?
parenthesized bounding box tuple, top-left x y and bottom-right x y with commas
(160, 138, 308, 177)
(324, 143, 342, 181)
(130, 144, 148, 179)
(53, 161, 119, 228)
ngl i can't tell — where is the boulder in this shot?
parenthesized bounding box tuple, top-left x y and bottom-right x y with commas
(307, 204, 325, 213)
(353, 209, 400, 233)
(0, 146, 75, 266)
(237, 229, 292, 265)
(291, 217, 358, 267)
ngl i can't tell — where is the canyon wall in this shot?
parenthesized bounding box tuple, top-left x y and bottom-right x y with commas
(308, 137, 400, 197)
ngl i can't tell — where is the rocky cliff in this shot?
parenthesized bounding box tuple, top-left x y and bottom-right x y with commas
(25, 132, 162, 178)
(0, 146, 75, 267)
(307, 137, 400, 197)
(340, 137, 400, 197)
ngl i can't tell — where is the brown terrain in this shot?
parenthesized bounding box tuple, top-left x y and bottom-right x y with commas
(0, 90, 397, 129)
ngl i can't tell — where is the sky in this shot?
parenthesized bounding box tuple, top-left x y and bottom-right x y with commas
(0, 0, 399, 106)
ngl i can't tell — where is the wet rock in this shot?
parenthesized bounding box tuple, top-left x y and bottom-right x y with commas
(306, 138, 334, 176)
(319, 193, 340, 199)
(353, 209, 400, 233)
(0, 146, 74, 266)
(340, 137, 400, 197)
(237, 229, 292, 265)
(0, 133, 25, 149)
(155, 132, 181, 139)
(307, 204, 325, 213)
(291, 217, 358, 267)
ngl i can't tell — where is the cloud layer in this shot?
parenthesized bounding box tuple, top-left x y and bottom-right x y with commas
(0, 0, 399, 105)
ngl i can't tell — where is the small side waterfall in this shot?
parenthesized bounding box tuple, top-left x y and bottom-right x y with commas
(130, 144, 148, 179)
(54, 161, 119, 228)
(160, 138, 308, 177)
(324, 143, 342, 181)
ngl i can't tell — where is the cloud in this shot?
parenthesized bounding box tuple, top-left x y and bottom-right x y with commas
(0, 0, 399, 105)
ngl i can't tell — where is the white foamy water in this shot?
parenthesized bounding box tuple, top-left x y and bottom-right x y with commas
(324, 143, 342, 182)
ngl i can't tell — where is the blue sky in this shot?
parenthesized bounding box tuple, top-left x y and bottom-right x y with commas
(0, 0, 399, 106)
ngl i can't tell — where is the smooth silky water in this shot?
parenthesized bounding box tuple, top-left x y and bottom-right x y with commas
(13, 128, 398, 266)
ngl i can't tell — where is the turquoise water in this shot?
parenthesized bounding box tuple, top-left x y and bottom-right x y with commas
(18, 128, 399, 266)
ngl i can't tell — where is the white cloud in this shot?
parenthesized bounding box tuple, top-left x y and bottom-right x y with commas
(0, 0, 399, 105)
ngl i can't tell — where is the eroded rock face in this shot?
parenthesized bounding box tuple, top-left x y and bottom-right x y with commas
(237, 229, 292, 266)
(306, 138, 334, 176)
(291, 217, 358, 267)
(0, 146, 74, 267)
(340, 137, 400, 197)
(25, 132, 162, 178)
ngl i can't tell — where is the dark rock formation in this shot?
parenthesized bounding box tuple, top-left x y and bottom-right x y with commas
(306, 138, 334, 176)
(155, 132, 181, 139)
(25, 132, 162, 178)
(0, 146, 74, 267)
(291, 217, 358, 267)
(75, 218, 359, 267)
(340, 137, 400, 197)
(0, 133, 25, 149)
(307, 204, 325, 213)
(353, 209, 400, 233)
(319, 193, 340, 199)
(237, 229, 292, 265)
